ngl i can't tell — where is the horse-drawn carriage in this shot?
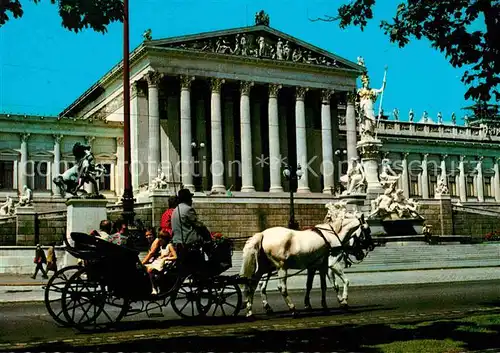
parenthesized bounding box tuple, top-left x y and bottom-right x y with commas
(44, 231, 242, 331)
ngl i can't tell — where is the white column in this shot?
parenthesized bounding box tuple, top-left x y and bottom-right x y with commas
(19, 133, 30, 192)
(440, 154, 448, 185)
(115, 137, 124, 197)
(421, 154, 429, 199)
(146, 70, 163, 184)
(401, 152, 410, 198)
(295, 87, 310, 193)
(130, 81, 149, 191)
(494, 158, 500, 202)
(180, 75, 195, 192)
(268, 84, 283, 193)
(476, 157, 484, 202)
(321, 89, 334, 194)
(210, 78, 225, 194)
(52, 135, 62, 197)
(459, 155, 467, 202)
(240, 81, 255, 192)
(345, 91, 358, 161)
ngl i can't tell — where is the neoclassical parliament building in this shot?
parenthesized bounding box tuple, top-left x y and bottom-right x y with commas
(1, 20, 500, 208)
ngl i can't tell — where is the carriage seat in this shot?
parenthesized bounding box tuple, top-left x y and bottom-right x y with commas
(67, 231, 139, 261)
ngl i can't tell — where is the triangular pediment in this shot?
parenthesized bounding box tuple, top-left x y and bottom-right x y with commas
(149, 25, 362, 71)
(29, 150, 54, 159)
(0, 148, 20, 157)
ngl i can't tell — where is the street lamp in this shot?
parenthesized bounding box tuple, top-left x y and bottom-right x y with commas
(191, 141, 205, 191)
(283, 163, 303, 230)
(121, 0, 135, 225)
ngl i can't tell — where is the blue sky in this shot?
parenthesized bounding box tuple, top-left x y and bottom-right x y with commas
(0, 0, 474, 123)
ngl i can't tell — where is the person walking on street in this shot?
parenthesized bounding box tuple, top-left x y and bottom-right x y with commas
(46, 242, 57, 273)
(32, 244, 48, 279)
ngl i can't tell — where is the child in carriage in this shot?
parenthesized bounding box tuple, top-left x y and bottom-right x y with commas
(141, 229, 177, 295)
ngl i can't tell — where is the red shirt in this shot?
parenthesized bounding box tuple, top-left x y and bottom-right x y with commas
(160, 208, 175, 235)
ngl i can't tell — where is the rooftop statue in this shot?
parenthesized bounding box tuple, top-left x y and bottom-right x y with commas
(255, 10, 270, 26)
(409, 108, 414, 122)
(53, 142, 105, 198)
(142, 29, 152, 41)
(451, 112, 457, 125)
(17, 185, 32, 207)
(357, 70, 386, 141)
(437, 112, 443, 124)
(393, 108, 399, 121)
(339, 157, 367, 195)
(0, 196, 15, 216)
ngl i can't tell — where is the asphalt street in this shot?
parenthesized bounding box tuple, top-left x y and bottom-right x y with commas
(0, 280, 499, 351)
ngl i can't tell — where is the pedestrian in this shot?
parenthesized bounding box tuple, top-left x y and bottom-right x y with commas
(46, 242, 58, 273)
(160, 196, 179, 237)
(32, 244, 48, 279)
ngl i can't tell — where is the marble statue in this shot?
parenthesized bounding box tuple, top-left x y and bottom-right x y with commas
(283, 41, 291, 60)
(409, 108, 414, 122)
(276, 39, 283, 60)
(392, 189, 420, 218)
(150, 167, 168, 190)
(257, 36, 266, 57)
(369, 187, 420, 220)
(369, 188, 394, 219)
(422, 111, 429, 123)
(142, 29, 152, 41)
(379, 158, 400, 190)
(435, 175, 449, 196)
(0, 196, 15, 216)
(357, 56, 365, 67)
(437, 112, 443, 124)
(393, 108, 399, 121)
(451, 112, 457, 125)
(17, 185, 33, 207)
(464, 114, 469, 126)
(53, 142, 105, 198)
(357, 71, 386, 141)
(340, 157, 367, 195)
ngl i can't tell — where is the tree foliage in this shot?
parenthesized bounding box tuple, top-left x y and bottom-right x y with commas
(0, 0, 123, 33)
(314, 0, 500, 103)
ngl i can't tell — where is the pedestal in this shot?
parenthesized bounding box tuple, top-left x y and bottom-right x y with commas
(63, 199, 108, 267)
(15, 206, 36, 246)
(149, 189, 176, 228)
(357, 139, 384, 200)
(337, 194, 368, 213)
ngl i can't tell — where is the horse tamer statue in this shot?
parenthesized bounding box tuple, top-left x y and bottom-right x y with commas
(53, 143, 105, 198)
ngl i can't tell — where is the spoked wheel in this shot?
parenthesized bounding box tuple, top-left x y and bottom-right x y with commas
(206, 281, 242, 317)
(171, 276, 211, 319)
(44, 265, 81, 326)
(61, 268, 129, 331)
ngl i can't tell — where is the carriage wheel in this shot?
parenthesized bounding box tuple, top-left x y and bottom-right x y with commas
(206, 281, 242, 317)
(44, 265, 80, 326)
(61, 268, 129, 331)
(171, 277, 211, 319)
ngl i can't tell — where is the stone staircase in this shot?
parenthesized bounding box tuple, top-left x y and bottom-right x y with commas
(226, 243, 500, 276)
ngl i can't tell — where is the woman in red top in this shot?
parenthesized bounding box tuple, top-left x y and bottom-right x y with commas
(160, 196, 178, 237)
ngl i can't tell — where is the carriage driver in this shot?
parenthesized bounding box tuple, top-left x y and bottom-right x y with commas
(171, 189, 211, 273)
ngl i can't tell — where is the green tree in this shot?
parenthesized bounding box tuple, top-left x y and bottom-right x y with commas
(314, 0, 500, 103)
(0, 0, 123, 33)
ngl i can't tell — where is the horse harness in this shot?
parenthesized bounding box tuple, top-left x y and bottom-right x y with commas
(310, 225, 355, 268)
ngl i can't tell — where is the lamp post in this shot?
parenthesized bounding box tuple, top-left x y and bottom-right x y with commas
(283, 163, 303, 230)
(121, 0, 135, 225)
(191, 141, 205, 192)
(334, 149, 347, 194)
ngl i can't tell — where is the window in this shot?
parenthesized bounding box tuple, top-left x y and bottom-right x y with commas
(0, 161, 14, 190)
(428, 175, 437, 198)
(97, 164, 112, 191)
(484, 176, 492, 198)
(449, 176, 458, 197)
(466, 176, 475, 197)
(33, 161, 48, 190)
(410, 174, 420, 197)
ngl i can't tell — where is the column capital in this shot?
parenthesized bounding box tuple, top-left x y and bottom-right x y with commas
(117, 137, 124, 147)
(20, 133, 30, 143)
(346, 90, 357, 104)
(477, 156, 484, 163)
(268, 83, 282, 98)
(210, 78, 225, 93)
(240, 81, 254, 95)
(440, 154, 448, 161)
(295, 87, 309, 101)
(53, 134, 64, 144)
(131, 81, 147, 98)
(145, 70, 164, 87)
(180, 75, 195, 90)
(321, 89, 334, 104)
(421, 153, 429, 161)
(85, 136, 96, 146)
(495, 156, 500, 164)
(402, 152, 409, 159)
(459, 155, 467, 162)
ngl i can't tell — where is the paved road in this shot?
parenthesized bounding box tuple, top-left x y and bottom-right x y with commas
(0, 280, 499, 351)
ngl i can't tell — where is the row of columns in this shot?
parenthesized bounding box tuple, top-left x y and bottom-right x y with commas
(143, 71, 348, 194)
(397, 153, 500, 201)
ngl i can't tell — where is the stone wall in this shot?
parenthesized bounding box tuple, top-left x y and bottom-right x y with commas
(417, 199, 454, 235)
(0, 217, 16, 246)
(107, 203, 153, 230)
(452, 206, 500, 237)
(37, 210, 67, 245)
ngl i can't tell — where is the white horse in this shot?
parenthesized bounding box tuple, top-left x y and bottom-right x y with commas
(240, 213, 372, 317)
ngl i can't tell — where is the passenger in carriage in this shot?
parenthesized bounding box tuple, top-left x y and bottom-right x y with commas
(160, 196, 179, 237)
(171, 189, 211, 273)
(141, 229, 177, 295)
(107, 218, 129, 246)
(95, 220, 112, 240)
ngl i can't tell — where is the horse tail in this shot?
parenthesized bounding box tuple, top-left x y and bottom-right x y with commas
(240, 232, 264, 278)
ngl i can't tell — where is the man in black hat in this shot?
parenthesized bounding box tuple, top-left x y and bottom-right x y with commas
(171, 189, 210, 273)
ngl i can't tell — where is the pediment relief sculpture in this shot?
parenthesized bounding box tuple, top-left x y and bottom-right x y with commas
(165, 31, 345, 68)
